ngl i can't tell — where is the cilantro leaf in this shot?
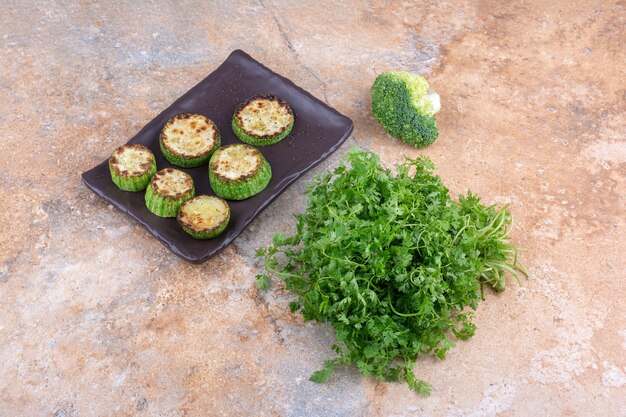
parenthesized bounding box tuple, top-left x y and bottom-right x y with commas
(309, 360, 337, 383)
(258, 148, 527, 395)
(255, 274, 270, 290)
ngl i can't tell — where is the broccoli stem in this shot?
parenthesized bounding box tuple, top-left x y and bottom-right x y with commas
(427, 92, 441, 115)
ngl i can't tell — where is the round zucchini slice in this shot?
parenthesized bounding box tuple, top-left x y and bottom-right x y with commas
(109, 144, 157, 192)
(160, 113, 220, 167)
(209, 144, 272, 200)
(145, 168, 195, 217)
(177, 195, 230, 239)
(232, 94, 294, 146)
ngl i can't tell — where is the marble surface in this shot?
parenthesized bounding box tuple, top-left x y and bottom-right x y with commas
(1, 1, 624, 416)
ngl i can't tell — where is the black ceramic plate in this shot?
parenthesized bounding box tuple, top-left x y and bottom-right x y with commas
(82, 50, 353, 263)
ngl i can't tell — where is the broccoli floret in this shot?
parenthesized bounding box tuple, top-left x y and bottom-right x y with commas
(371, 71, 441, 148)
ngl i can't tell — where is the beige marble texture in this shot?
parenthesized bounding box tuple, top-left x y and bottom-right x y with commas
(1, 1, 625, 416)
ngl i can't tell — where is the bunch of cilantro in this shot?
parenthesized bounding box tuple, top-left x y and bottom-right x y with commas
(256, 149, 527, 395)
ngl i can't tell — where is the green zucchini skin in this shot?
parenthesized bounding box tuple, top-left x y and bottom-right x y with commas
(232, 95, 294, 147)
(110, 162, 156, 191)
(159, 140, 219, 168)
(144, 168, 195, 217)
(209, 145, 272, 200)
(159, 113, 221, 168)
(180, 214, 229, 239)
(231, 115, 293, 146)
(108, 144, 157, 192)
(177, 195, 230, 239)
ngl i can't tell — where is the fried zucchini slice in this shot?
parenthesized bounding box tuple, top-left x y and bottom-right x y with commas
(177, 195, 230, 239)
(160, 113, 220, 167)
(109, 144, 157, 192)
(232, 95, 294, 146)
(145, 168, 195, 217)
(209, 144, 272, 200)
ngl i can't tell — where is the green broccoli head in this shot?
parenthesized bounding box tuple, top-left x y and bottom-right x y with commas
(371, 71, 440, 148)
